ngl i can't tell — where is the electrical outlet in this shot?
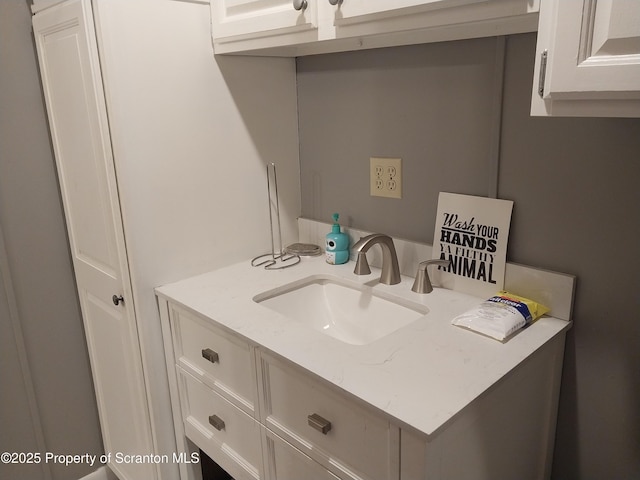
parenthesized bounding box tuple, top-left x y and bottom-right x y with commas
(370, 157, 402, 199)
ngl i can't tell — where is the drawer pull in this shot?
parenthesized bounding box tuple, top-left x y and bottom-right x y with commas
(307, 413, 332, 435)
(208, 414, 225, 431)
(201, 348, 219, 364)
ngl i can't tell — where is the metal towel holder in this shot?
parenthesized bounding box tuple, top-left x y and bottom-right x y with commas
(251, 163, 300, 270)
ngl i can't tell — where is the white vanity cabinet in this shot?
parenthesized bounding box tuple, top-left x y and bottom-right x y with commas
(158, 299, 566, 480)
(156, 255, 573, 480)
(211, 0, 539, 55)
(531, 0, 640, 117)
(159, 301, 395, 480)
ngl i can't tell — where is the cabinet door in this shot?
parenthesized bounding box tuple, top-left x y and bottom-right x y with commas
(259, 352, 399, 480)
(170, 305, 257, 417)
(333, 0, 486, 25)
(329, 0, 534, 49)
(532, 0, 640, 116)
(32, 1, 156, 479)
(179, 370, 264, 480)
(263, 428, 341, 480)
(212, 0, 318, 41)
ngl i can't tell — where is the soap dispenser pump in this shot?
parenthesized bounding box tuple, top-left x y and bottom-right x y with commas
(325, 213, 349, 265)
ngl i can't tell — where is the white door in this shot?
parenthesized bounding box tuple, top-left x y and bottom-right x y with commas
(32, 1, 156, 479)
(532, 0, 640, 116)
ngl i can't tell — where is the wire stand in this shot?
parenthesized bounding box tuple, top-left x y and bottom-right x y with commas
(251, 163, 300, 270)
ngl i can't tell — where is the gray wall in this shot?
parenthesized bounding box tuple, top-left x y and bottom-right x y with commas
(0, 1, 103, 479)
(298, 37, 501, 239)
(298, 34, 640, 479)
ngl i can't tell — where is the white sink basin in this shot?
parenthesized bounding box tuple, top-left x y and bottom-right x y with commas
(253, 275, 428, 345)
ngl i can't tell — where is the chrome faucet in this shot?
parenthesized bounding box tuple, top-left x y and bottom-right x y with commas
(411, 259, 451, 294)
(352, 234, 401, 285)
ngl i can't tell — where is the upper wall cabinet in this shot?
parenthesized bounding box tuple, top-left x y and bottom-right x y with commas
(330, 0, 486, 25)
(531, 0, 640, 117)
(211, 0, 319, 47)
(211, 0, 540, 56)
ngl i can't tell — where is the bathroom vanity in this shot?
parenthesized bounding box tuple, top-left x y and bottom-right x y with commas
(156, 244, 572, 480)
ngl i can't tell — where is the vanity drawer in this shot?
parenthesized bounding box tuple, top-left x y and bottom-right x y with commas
(170, 305, 256, 415)
(178, 368, 264, 480)
(263, 427, 341, 480)
(259, 352, 399, 480)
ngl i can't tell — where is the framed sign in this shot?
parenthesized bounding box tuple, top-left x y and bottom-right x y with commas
(432, 192, 513, 298)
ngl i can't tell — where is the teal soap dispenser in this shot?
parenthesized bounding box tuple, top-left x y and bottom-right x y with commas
(326, 213, 349, 265)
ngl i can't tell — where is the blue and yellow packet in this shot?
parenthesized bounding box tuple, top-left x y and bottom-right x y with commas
(452, 291, 550, 341)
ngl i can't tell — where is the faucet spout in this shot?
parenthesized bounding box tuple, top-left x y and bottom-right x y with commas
(352, 234, 401, 285)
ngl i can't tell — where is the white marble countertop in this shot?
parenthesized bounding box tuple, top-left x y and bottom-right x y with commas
(156, 255, 570, 439)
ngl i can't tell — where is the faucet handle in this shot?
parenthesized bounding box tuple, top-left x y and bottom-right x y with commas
(353, 251, 372, 275)
(411, 259, 451, 294)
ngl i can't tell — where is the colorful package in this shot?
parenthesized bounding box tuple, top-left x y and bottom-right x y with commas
(452, 291, 549, 341)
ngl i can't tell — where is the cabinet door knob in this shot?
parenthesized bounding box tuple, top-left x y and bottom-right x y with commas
(201, 348, 219, 364)
(209, 415, 225, 431)
(293, 0, 308, 11)
(112, 295, 124, 306)
(328, 0, 341, 5)
(307, 413, 332, 434)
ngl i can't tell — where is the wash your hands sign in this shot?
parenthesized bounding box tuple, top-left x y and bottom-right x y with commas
(432, 192, 513, 298)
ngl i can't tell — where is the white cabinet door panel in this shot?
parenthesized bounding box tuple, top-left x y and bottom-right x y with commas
(32, 1, 155, 479)
(532, 0, 640, 116)
(212, 0, 318, 41)
(263, 428, 341, 480)
(259, 352, 399, 480)
(333, 0, 487, 25)
(83, 296, 154, 480)
(546, 0, 640, 98)
(178, 369, 264, 480)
